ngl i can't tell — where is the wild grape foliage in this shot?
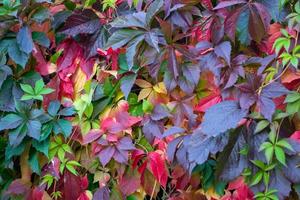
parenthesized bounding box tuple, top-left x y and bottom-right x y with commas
(0, 0, 300, 199)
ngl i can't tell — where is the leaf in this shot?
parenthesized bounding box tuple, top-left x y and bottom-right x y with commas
(60, 9, 101, 36)
(188, 129, 229, 165)
(214, 41, 231, 64)
(162, 126, 185, 138)
(201, 101, 247, 137)
(146, 0, 163, 25)
(216, 128, 248, 181)
(98, 146, 115, 166)
(145, 31, 159, 52)
(8, 40, 29, 67)
(48, 100, 60, 117)
(248, 5, 266, 43)
(120, 74, 137, 100)
(148, 151, 168, 188)
(151, 104, 170, 120)
(126, 34, 145, 68)
(93, 186, 110, 200)
(110, 12, 147, 29)
(17, 25, 34, 54)
(9, 124, 27, 147)
(213, 0, 246, 10)
(274, 146, 286, 165)
(27, 120, 42, 140)
(0, 114, 23, 131)
(32, 139, 49, 157)
(119, 167, 141, 196)
(105, 29, 144, 50)
(28, 151, 41, 175)
(32, 32, 50, 48)
(254, 120, 269, 133)
(54, 119, 72, 138)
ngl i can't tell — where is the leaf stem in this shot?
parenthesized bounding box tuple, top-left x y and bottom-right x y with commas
(150, 180, 157, 200)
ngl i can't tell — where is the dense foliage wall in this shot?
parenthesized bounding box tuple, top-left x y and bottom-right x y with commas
(0, 0, 300, 199)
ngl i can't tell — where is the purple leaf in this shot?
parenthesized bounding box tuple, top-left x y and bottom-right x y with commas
(188, 129, 229, 165)
(142, 119, 164, 143)
(213, 0, 246, 10)
(110, 12, 147, 29)
(214, 41, 231, 64)
(167, 136, 182, 162)
(151, 104, 170, 121)
(283, 156, 300, 183)
(117, 137, 135, 150)
(60, 9, 101, 36)
(201, 101, 247, 137)
(82, 129, 103, 145)
(98, 146, 115, 166)
(162, 126, 185, 138)
(93, 187, 110, 200)
(224, 7, 244, 41)
(168, 47, 179, 78)
(121, 74, 137, 100)
(269, 170, 291, 199)
(261, 82, 289, 98)
(145, 31, 159, 52)
(113, 148, 128, 163)
(258, 96, 275, 121)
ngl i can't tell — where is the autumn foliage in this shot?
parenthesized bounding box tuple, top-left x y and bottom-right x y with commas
(0, 0, 300, 199)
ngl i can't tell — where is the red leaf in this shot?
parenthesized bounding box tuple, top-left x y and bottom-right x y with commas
(101, 100, 142, 134)
(32, 45, 57, 76)
(290, 131, 300, 143)
(119, 167, 141, 196)
(148, 151, 169, 188)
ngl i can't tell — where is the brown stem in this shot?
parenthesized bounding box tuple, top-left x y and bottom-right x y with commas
(20, 144, 32, 182)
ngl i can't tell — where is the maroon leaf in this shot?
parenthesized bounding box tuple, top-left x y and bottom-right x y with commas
(60, 9, 101, 36)
(213, 0, 246, 10)
(248, 5, 266, 43)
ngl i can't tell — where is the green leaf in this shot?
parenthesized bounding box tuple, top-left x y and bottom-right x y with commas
(20, 84, 34, 94)
(39, 88, 54, 95)
(34, 79, 45, 94)
(54, 119, 72, 137)
(57, 148, 65, 161)
(84, 104, 93, 118)
(32, 7, 50, 24)
(276, 139, 294, 151)
(251, 160, 266, 169)
(286, 100, 300, 114)
(250, 171, 263, 186)
(265, 146, 274, 163)
(32, 139, 49, 157)
(0, 113, 23, 131)
(263, 172, 270, 187)
(28, 151, 41, 175)
(274, 146, 286, 165)
(21, 94, 34, 101)
(255, 120, 269, 133)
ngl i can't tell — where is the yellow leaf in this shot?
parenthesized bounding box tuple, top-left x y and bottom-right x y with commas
(138, 88, 153, 101)
(136, 79, 152, 88)
(153, 82, 167, 94)
(73, 67, 87, 99)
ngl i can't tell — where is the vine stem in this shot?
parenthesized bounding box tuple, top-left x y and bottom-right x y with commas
(150, 180, 157, 200)
(259, 63, 290, 93)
